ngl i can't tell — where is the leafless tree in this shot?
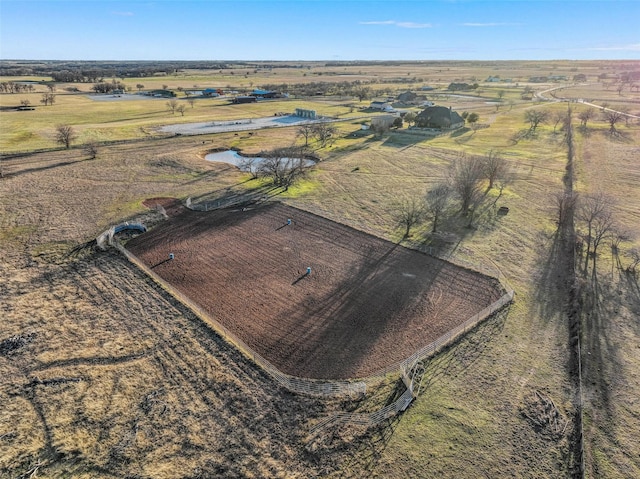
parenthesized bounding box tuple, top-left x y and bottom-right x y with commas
(424, 183, 451, 232)
(296, 123, 315, 146)
(40, 93, 55, 106)
(552, 110, 568, 133)
(136, 84, 144, 91)
(450, 155, 484, 215)
(521, 85, 534, 100)
(19, 99, 30, 107)
(166, 99, 178, 115)
(257, 146, 312, 191)
(83, 141, 98, 159)
(237, 156, 259, 179)
(176, 104, 187, 116)
(577, 192, 613, 274)
(394, 197, 425, 238)
(352, 86, 371, 101)
(578, 108, 595, 128)
(626, 248, 640, 275)
(590, 209, 615, 275)
(54, 124, 76, 149)
(481, 150, 508, 189)
(312, 123, 337, 147)
(187, 98, 196, 108)
(602, 109, 625, 136)
(525, 109, 549, 133)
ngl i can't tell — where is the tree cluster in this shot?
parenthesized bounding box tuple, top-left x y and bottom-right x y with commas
(0, 82, 36, 94)
(447, 82, 479, 91)
(92, 81, 126, 94)
(296, 123, 337, 148)
(395, 152, 512, 237)
(255, 146, 313, 191)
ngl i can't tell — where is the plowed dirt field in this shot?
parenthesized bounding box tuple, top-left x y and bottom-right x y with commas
(127, 201, 504, 379)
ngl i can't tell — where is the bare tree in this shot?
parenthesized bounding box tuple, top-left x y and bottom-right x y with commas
(450, 155, 484, 215)
(602, 109, 625, 136)
(525, 109, 549, 133)
(296, 123, 315, 147)
(394, 197, 425, 238)
(590, 209, 615, 275)
(237, 156, 259, 179)
(257, 146, 312, 191)
(40, 93, 55, 106)
(577, 192, 613, 274)
(54, 124, 76, 149)
(136, 84, 144, 91)
(19, 99, 30, 108)
(521, 85, 534, 100)
(353, 86, 371, 102)
(83, 141, 98, 159)
(425, 183, 451, 232)
(176, 104, 187, 116)
(166, 99, 178, 115)
(578, 108, 595, 128)
(312, 123, 337, 147)
(481, 150, 508, 189)
(552, 110, 568, 133)
(187, 98, 196, 108)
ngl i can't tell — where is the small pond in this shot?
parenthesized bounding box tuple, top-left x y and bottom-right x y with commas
(205, 150, 315, 173)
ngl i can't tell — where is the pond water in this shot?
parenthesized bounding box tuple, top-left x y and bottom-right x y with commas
(205, 150, 315, 172)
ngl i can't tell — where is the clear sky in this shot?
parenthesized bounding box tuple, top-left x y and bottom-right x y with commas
(1, 0, 639, 61)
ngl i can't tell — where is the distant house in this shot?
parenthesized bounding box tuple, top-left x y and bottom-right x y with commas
(232, 96, 257, 104)
(415, 106, 464, 130)
(251, 89, 280, 98)
(369, 101, 394, 111)
(397, 91, 429, 106)
(486, 76, 501, 82)
(202, 88, 222, 97)
(529, 76, 549, 83)
(147, 89, 175, 97)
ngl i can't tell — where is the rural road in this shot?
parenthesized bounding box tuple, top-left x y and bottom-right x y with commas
(536, 84, 640, 119)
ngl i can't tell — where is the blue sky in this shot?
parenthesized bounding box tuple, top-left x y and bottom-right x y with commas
(1, 0, 639, 61)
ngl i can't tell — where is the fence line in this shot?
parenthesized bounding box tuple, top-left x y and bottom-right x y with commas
(111, 241, 366, 398)
(108, 231, 513, 419)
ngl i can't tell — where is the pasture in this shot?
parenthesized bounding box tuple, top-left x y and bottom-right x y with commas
(1, 60, 639, 478)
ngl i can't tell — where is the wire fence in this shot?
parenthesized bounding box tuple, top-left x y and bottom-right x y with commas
(111, 241, 366, 398)
(108, 231, 514, 418)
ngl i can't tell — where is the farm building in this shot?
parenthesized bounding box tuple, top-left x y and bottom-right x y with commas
(415, 106, 465, 130)
(294, 108, 317, 119)
(251, 89, 280, 98)
(233, 96, 258, 104)
(369, 101, 394, 112)
(202, 88, 222, 97)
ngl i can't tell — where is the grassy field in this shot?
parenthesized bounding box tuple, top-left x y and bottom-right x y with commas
(1, 61, 639, 478)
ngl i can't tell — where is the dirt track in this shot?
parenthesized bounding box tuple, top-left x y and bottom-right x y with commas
(127, 202, 504, 379)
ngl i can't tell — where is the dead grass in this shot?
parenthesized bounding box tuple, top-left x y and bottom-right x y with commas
(1, 61, 639, 478)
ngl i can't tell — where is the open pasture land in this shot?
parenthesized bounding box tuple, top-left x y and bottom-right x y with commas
(2, 60, 640, 478)
(127, 202, 503, 379)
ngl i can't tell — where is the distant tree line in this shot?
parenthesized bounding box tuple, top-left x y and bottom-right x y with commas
(0, 60, 231, 78)
(259, 80, 379, 98)
(0, 82, 36, 93)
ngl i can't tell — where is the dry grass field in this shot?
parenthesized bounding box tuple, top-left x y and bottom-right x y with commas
(1, 60, 639, 478)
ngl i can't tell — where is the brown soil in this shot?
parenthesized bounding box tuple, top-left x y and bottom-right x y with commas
(127, 202, 504, 379)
